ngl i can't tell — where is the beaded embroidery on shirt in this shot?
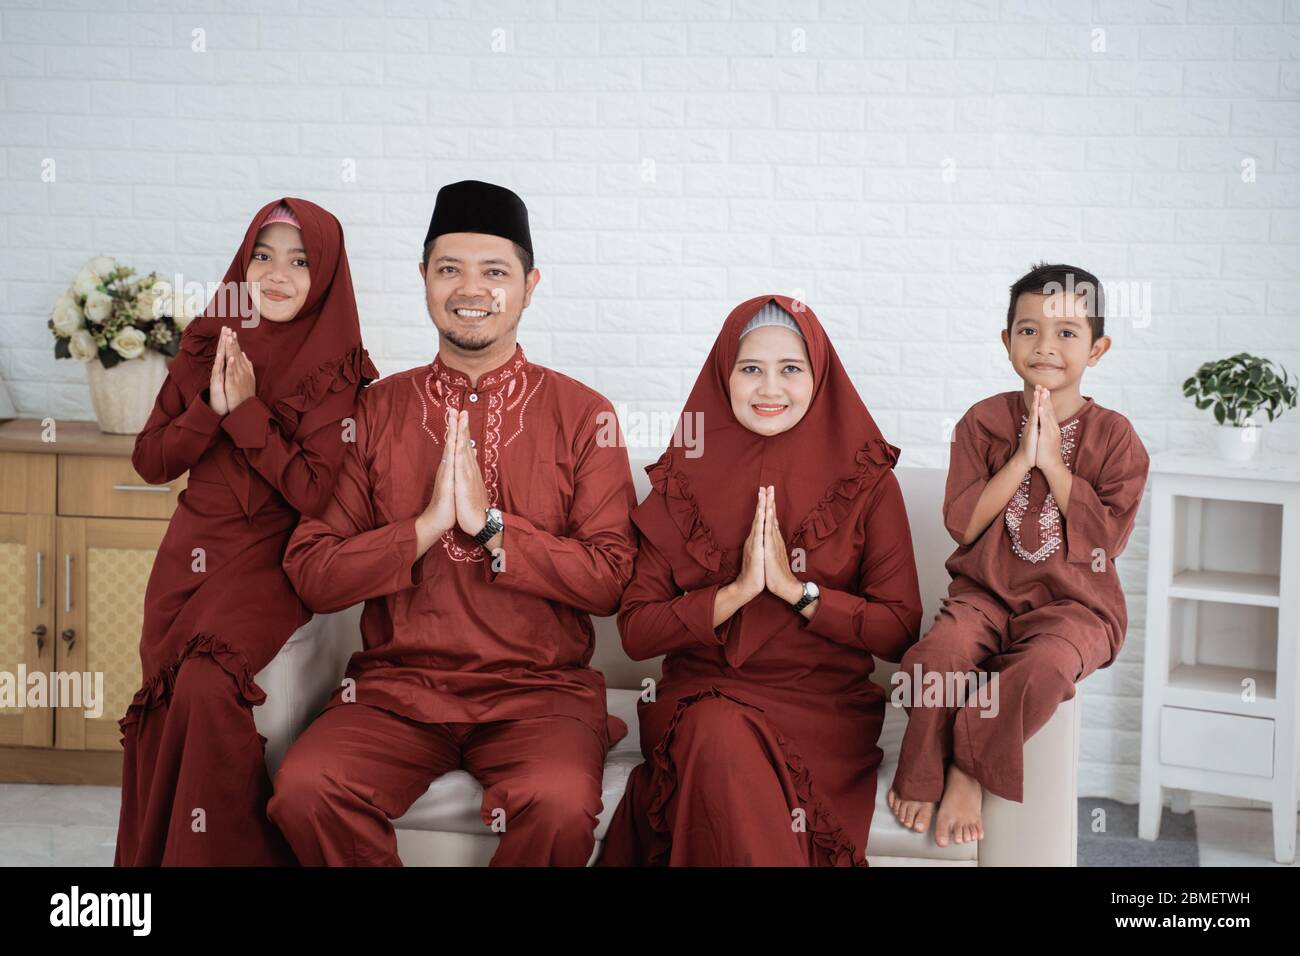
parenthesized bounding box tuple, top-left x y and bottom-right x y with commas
(413, 352, 544, 563)
(1003, 415, 1081, 564)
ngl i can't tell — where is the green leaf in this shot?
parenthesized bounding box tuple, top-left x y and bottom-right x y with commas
(54, 337, 71, 360)
(1214, 402, 1226, 425)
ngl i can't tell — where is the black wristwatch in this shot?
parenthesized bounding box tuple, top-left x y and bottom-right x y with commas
(791, 580, 820, 612)
(473, 506, 503, 549)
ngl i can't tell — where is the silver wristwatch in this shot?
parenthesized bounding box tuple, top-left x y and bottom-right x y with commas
(473, 506, 503, 549)
(791, 580, 820, 612)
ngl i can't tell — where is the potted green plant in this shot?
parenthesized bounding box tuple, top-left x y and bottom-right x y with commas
(1182, 353, 1297, 462)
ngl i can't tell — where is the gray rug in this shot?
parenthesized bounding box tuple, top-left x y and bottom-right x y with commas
(1077, 798, 1199, 866)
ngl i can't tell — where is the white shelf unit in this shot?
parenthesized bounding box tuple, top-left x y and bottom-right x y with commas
(1138, 452, 1300, 864)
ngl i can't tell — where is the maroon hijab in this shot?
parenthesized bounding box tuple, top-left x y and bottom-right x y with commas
(169, 197, 378, 516)
(632, 294, 901, 666)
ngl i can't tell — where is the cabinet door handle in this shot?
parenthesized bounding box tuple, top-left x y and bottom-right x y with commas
(32, 624, 46, 656)
(64, 553, 73, 613)
(35, 550, 43, 609)
(112, 484, 171, 493)
(61, 628, 75, 653)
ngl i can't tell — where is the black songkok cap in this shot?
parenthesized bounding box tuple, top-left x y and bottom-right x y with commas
(423, 180, 532, 256)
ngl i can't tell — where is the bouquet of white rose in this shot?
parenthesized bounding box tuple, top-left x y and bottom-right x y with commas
(48, 255, 199, 368)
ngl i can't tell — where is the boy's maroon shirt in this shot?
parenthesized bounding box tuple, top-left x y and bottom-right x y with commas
(942, 390, 1150, 667)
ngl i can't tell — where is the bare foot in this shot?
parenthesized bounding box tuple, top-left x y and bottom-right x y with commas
(887, 787, 936, 835)
(933, 764, 984, 848)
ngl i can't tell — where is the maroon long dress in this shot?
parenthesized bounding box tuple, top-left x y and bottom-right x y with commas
(114, 197, 378, 866)
(598, 294, 924, 866)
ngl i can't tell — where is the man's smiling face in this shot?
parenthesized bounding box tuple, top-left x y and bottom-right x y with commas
(420, 232, 538, 353)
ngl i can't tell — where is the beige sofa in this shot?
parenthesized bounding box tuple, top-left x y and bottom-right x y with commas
(253, 463, 1080, 866)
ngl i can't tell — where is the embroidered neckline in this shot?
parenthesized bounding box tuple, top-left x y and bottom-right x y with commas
(412, 343, 545, 564)
(430, 344, 527, 393)
(1003, 411, 1083, 564)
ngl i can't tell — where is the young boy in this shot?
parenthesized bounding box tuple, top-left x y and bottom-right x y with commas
(886, 263, 1150, 848)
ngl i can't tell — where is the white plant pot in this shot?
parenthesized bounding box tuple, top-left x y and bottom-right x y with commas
(1213, 422, 1261, 462)
(85, 350, 168, 434)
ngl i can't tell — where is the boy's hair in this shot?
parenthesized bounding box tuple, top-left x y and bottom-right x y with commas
(1006, 262, 1105, 342)
(421, 237, 534, 275)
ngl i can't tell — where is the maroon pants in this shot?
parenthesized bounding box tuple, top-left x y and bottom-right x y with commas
(891, 594, 1107, 803)
(266, 703, 607, 866)
(116, 655, 296, 866)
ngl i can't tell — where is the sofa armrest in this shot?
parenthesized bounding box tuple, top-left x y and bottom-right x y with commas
(979, 693, 1080, 866)
(253, 604, 365, 776)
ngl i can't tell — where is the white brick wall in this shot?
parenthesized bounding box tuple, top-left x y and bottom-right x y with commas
(3, 0, 1299, 804)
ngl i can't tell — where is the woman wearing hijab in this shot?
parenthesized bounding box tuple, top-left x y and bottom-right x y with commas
(115, 197, 379, 866)
(598, 294, 923, 867)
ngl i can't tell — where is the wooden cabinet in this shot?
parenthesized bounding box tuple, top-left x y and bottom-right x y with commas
(0, 508, 55, 749)
(0, 420, 184, 784)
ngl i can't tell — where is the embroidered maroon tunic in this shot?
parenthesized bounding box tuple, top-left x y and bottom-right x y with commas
(279, 344, 638, 748)
(891, 390, 1149, 803)
(267, 344, 639, 865)
(943, 391, 1149, 669)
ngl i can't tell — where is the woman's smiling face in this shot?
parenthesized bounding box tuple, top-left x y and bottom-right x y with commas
(728, 324, 814, 436)
(247, 222, 311, 323)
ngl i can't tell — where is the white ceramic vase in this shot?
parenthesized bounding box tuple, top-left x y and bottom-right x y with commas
(85, 350, 168, 434)
(1213, 422, 1261, 462)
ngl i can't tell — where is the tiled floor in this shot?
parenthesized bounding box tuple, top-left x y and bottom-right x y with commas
(0, 785, 120, 866)
(1195, 807, 1300, 867)
(0, 782, 1295, 866)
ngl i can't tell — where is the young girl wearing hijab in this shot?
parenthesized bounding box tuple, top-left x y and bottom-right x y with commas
(598, 295, 923, 866)
(115, 198, 379, 866)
